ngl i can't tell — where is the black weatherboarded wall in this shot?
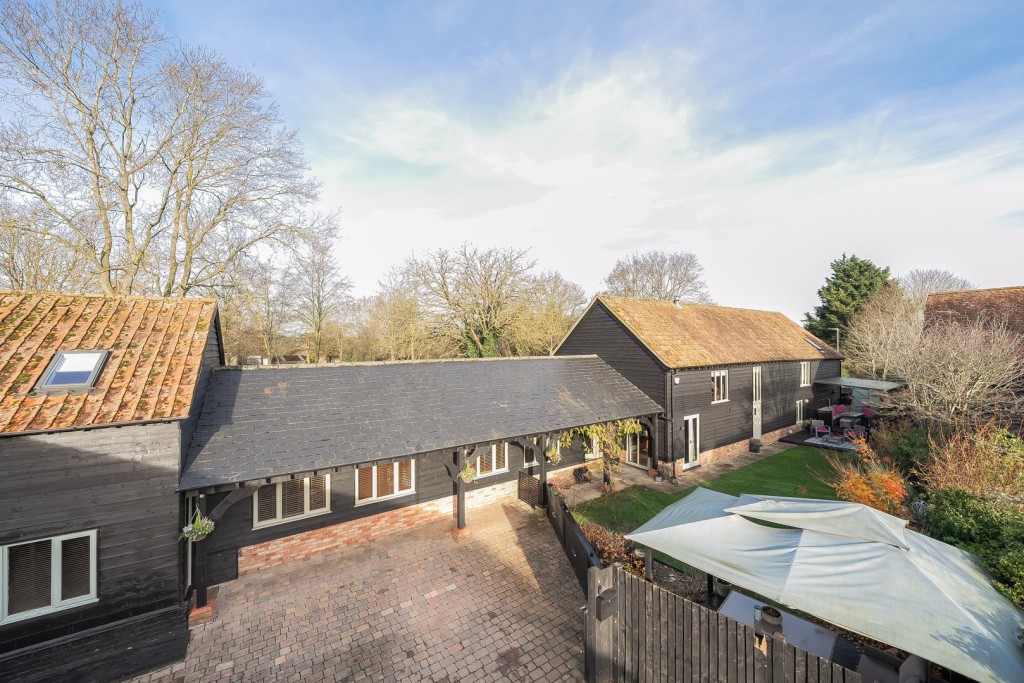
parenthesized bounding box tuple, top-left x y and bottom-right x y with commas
(0, 422, 187, 680)
(204, 439, 591, 585)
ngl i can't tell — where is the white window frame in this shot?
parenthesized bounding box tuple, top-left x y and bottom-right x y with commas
(1, 530, 98, 624)
(799, 361, 811, 387)
(584, 435, 602, 461)
(711, 369, 729, 404)
(253, 474, 332, 527)
(796, 399, 808, 424)
(475, 443, 510, 478)
(36, 350, 110, 393)
(623, 433, 643, 468)
(354, 461, 415, 506)
(524, 440, 537, 466)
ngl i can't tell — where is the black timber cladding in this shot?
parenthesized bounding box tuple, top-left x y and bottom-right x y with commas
(0, 422, 181, 653)
(181, 355, 662, 489)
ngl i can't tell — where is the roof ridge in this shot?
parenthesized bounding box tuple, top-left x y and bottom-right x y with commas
(928, 285, 1024, 299)
(0, 290, 218, 305)
(214, 354, 602, 371)
(597, 294, 788, 317)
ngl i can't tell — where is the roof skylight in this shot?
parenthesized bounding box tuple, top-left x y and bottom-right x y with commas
(805, 338, 824, 350)
(37, 350, 109, 392)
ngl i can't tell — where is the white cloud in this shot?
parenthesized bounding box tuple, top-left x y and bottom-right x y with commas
(313, 57, 1024, 321)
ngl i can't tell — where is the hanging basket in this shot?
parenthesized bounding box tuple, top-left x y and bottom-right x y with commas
(180, 509, 215, 542)
(459, 465, 477, 484)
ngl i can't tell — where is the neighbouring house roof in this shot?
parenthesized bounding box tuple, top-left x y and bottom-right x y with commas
(0, 291, 219, 434)
(180, 355, 663, 490)
(578, 295, 842, 369)
(925, 286, 1024, 333)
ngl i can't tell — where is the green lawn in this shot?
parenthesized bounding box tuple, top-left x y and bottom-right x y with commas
(572, 445, 841, 534)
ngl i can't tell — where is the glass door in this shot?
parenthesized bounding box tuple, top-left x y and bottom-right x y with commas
(681, 414, 700, 469)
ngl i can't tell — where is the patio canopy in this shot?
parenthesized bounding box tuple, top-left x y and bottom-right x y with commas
(813, 376, 903, 392)
(625, 488, 1024, 683)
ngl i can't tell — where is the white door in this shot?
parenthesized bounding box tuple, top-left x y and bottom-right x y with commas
(681, 415, 700, 470)
(625, 433, 643, 468)
(752, 366, 762, 440)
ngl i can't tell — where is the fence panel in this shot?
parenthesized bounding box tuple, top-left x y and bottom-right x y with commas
(585, 565, 861, 683)
(545, 483, 602, 594)
(518, 470, 542, 507)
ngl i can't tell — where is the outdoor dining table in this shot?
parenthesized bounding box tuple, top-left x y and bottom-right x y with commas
(717, 591, 838, 661)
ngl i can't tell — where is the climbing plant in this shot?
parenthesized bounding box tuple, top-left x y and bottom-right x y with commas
(555, 419, 643, 488)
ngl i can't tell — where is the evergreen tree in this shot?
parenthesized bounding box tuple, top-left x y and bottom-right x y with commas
(804, 254, 890, 343)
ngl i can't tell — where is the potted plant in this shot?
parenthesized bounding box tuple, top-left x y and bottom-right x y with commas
(761, 606, 783, 626)
(180, 509, 215, 542)
(546, 446, 562, 466)
(459, 464, 477, 483)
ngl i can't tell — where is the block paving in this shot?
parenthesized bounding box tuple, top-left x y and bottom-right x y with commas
(132, 501, 585, 682)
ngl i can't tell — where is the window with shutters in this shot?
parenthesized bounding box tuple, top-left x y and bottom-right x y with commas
(1, 530, 97, 624)
(475, 443, 510, 478)
(355, 459, 416, 504)
(252, 474, 331, 528)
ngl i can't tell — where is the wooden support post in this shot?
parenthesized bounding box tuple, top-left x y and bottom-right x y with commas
(194, 494, 209, 609)
(645, 547, 654, 582)
(538, 434, 548, 507)
(455, 448, 467, 531)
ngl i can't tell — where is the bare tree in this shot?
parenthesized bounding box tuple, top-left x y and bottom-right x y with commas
(0, 199, 89, 290)
(844, 282, 922, 379)
(510, 271, 587, 355)
(602, 250, 713, 303)
(0, 0, 317, 297)
(405, 244, 536, 357)
(292, 216, 350, 363)
(899, 269, 973, 312)
(880, 318, 1024, 429)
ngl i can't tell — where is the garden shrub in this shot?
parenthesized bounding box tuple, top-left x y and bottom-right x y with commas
(580, 522, 645, 576)
(922, 424, 1024, 499)
(925, 487, 1024, 609)
(826, 438, 908, 516)
(870, 423, 931, 473)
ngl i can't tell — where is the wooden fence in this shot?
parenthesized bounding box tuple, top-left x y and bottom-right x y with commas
(517, 470, 543, 508)
(585, 564, 861, 683)
(546, 482, 602, 593)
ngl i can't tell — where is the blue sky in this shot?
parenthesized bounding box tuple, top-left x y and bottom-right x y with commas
(152, 1, 1024, 320)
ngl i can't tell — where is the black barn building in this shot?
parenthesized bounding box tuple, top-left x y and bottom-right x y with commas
(0, 292, 222, 682)
(557, 296, 843, 476)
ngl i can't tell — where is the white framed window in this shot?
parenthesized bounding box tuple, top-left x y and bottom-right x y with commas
(475, 444, 509, 477)
(800, 361, 811, 387)
(355, 461, 414, 505)
(36, 350, 109, 393)
(796, 399, 809, 424)
(1, 530, 98, 624)
(584, 435, 602, 461)
(622, 433, 643, 467)
(254, 474, 332, 527)
(711, 370, 729, 403)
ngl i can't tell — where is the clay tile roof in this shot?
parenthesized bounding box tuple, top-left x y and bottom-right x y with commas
(594, 295, 842, 369)
(925, 286, 1024, 334)
(0, 291, 218, 434)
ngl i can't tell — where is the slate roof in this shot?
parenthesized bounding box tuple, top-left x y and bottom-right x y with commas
(925, 286, 1024, 334)
(583, 296, 842, 369)
(180, 355, 663, 489)
(0, 291, 218, 434)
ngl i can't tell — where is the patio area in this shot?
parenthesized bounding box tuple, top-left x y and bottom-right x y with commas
(133, 502, 586, 683)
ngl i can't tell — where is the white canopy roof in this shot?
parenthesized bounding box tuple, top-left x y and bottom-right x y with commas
(625, 488, 1024, 683)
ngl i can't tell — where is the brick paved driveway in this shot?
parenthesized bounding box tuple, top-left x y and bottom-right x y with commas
(135, 501, 585, 682)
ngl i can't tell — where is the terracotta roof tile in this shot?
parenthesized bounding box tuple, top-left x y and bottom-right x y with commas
(0, 291, 217, 434)
(593, 295, 842, 368)
(925, 286, 1024, 334)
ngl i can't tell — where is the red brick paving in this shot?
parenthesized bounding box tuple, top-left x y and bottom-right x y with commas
(132, 501, 585, 682)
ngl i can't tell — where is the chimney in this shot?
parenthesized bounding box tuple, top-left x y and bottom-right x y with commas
(672, 297, 681, 307)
